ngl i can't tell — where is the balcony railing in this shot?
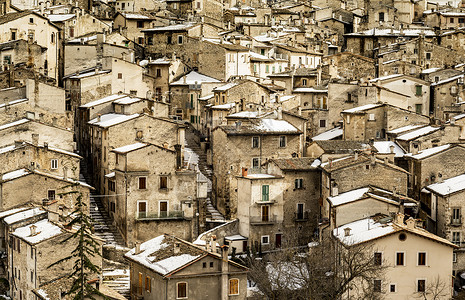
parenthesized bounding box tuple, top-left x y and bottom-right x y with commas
(255, 198, 276, 205)
(250, 214, 277, 225)
(136, 210, 184, 220)
(451, 218, 462, 226)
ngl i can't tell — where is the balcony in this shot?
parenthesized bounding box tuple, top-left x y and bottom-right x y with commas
(451, 218, 462, 226)
(255, 198, 276, 205)
(136, 210, 184, 220)
(250, 214, 277, 225)
(294, 211, 310, 222)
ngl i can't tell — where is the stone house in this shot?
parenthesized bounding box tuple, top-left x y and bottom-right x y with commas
(0, 78, 72, 128)
(124, 234, 248, 300)
(113, 11, 166, 45)
(49, 10, 111, 42)
(306, 140, 371, 161)
(439, 29, 465, 52)
(211, 118, 301, 219)
(430, 73, 465, 121)
(212, 80, 275, 111)
(0, 39, 45, 74)
(424, 10, 465, 29)
(323, 52, 376, 82)
(266, 158, 321, 241)
(334, 214, 455, 299)
(110, 142, 201, 246)
(424, 174, 465, 271)
(395, 124, 462, 153)
(0, 118, 74, 151)
(87, 113, 185, 196)
(0, 168, 92, 211)
(0, 141, 81, 179)
(145, 56, 188, 102)
(341, 103, 431, 142)
(0, 11, 62, 81)
(405, 144, 465, 199)
(319, 153, 409, 220)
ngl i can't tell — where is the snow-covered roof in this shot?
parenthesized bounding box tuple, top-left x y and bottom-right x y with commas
(372, 141, 405, 157)
(346, 28, 435, 37)
(255, 119, 299, 132)
(0, 98, 28, 108)
(148, 57, 171, 65)
(113, 96, 143, 105)
(213, 82, 238, 92)
(142, 23, 195, 32)
(0, 119, 30, 131)
(426, 173, 465, 196)
(245, 173, 278, 179)
(121, 12, 151, 19)
(421, 67, 442, 74)
(292, 87, 328, 93)
(369, 74, 403, 82)
(342, 103, 383, 113)
(387, 124, 425, 134)
(68, 69, 110, 79)
(396, 126, 439, 141)
(431, 73, 464, 86)
(228, 111, 261, 118)
(124, 235, 202, 276)
(4, 207, 46, 225)
(279, 95, 296, 102)
(211, 103, 235, 109)
(80, 94, 127, 108)
(67, 35, 97, 43)
(171, 71, 221, 85)
(198, 94, 214, 101)
(88, 113, 140, 128)
(112, 142, 148, 154)
(249, 51, 273, 61)
(12, 219, 64, 244)
(105, 172, 115, 178)
(0, 207, 29, 219)
(328, 187, 370, 206)
(225, 234, 247, 241)
(0, 144, 17, 154)
(405, 144, 451, 160)
(47, 14, 75, 22)
(2, 169, 30, 181)
(311, 127, 343, 140)
(333, 218, 396, 246)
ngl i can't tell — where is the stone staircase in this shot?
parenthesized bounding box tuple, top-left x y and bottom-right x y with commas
(184, 126, 225, 223)
(79, 160, 125, 246)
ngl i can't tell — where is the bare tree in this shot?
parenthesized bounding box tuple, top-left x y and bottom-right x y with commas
(245, 233, 387, 300)
(414, 276, 449, 300)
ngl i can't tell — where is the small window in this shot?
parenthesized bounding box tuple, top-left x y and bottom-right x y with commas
(178, 35, 183, 44)
(295, 179, 303, 189)
(320, 119, 326, 127)
(415, 104, 422, 114)
(177, 282, 187, 299)
(453, 253, 457, 263)
(210, 262, 213, 268)
(279, 136, 286, 148)
(160, 176, 168, 189)
(48, 190, 56, 201)
(426, 52, 431, 60)
(51, 159, 58, 169)
(156, 69, 161, 77)
(450, 18, 455, 23)
(139, 177, 147, 189)
(373, 279, 382, 293)
(261, 235, 269, 245)
(396, 252, 404, 266)
(452, 208, 461, 225)
(229, 278, 239, 295)
(145, 276, 151, 292)
(252, 158, 260, 169)
(30, 270, 33, 283)
(452, 232, 461, 245)
(415, 85, 422, 96)
(302, 79, 307, 86)
(29, 17, 33, 23)
(202, 262, 206, 268)
(378, 12, 384, 22)
(390, 284, 396, 293)
(368, 113, 375, 121)
(137, 21, 144, 28)
(118, 73, 123, 79)
(252, 136, 259, 148)
(417, 279, 426, 292)
(418, 252, 426, 266)
(374, 252, 382, 265)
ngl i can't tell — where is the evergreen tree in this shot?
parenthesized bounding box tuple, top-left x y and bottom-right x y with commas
(49, 183, 104, 300)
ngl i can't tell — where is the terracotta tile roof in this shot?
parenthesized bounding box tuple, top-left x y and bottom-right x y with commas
(270, 158, 317, 170)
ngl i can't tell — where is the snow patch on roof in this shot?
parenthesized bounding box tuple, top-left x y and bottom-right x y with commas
(0, 119, 30, 131)
(2, 169, 30, 181)
(312, 127, 343, 140)
(372, 141, 405, 157)
(405, 144, 450, 160)
(387, 124, 425, 134)
(293, 87, 328, 93)
(88, 113, 139, 128)
(213, 82, 238, 91)
(427, 173, 465, 196)
(80, 94, 126, 108)
(396, 126, 439, 141)
(328, 187, 370, 206)
(112, 142, 148, 153)
(342, 103, 382, 113)
(4, 207, 45, 225)
(171, 71, 221, 85)
(255, 119, 299, 132)
(13, 219, 64, 244)
(333, 218, 396, 246)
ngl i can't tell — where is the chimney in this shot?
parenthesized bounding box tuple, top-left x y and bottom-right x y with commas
(235, 121, 242, 131)
(396, 213, 404, 225)
(277, 107, 283, 120)
(174, 242, 181, 254)
(29, 224, 37, 236)
(389, 144, 395, 154)
(344, 227, 351, 236)
(63, 166, 68, 180)
(135, 242, 141, 255)
(384, 157, 389, 164)
(220, 245, 229, 300)
(97, 114, 102, 122)
(210, 235, 217, 253)
(298, 106, 302, 116)
(406, 217, 415, 229)
(175, 144, 182, 170)
(412, 145, 419, 155)
(32, 134, 39, 146)
(451, 118, 456, 125)
(43, 142, 48, 150)
(354, 151, 358, 160)
(371, 153, 376, 165)
(183, 75, 187, 84)
(241, 167, 248, 177)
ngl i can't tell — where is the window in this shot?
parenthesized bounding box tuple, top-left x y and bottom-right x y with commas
(137, 201, 147, 218)
(108, 181, 115, 192)
(137, 21, 144, 28)
(390, 284, 396, 293)
(138, 37, 144, 44)
(29, 17, 33, 23)
(378, 12, 385, 22)
(415, 104, 422, 114)
(265, 65, 269, 73)
(415, 85, 422, 96)
(302, 79, 307, 86)
(177, 282, 187, 299)
(252, 158, 260, 169)
(374, 252, 382, 265)
(450, 17, 455, 23)
(30, 270, 33, 283)
(451, 85, 458, 94)
(17, 239, 20, 253)
(118, 73, 122, 79)
(252, 136, 259, 148)
(159, 201, 168, 216)
(460, 18, 465, 23)
(373, 279, 382, 292)
(262, 185, 269, 201)
(417, 279, 426, 293)
(453, 253, 457, 263)
(414, 48, 418, 54)
(296, 203, 304, 220)
(11, 29, 16, 40)
(160, 176, 168, 189)
(30, 247, 33, 259)
(202, 262, 206, 268)
(156, 68, 161, 77)
(178, 35, 183, 44)
(452, 231, 461, 246)
(320, 119, 326, 128)
(51, 159, 58, 169)
(139, 177, 147, 189)
(261, 205, 269, 222)
(48, 190, 56, 201)
(418, 252, 426, 266)
(229, 279, 239, 295)
(261, 235, 269, 245)
(426, 52, 431, 60)
(396, 252, 404, 266)
(145, 276, 151, 292)
(210, 262, 213, 267)
(368, 113, 375, 121)
(295, 179, 303, 189)
(167, 35, 172, 44)
(279, 136, 286, 148)
(452, 208, 461, 225)
(51, 33, 54, 43)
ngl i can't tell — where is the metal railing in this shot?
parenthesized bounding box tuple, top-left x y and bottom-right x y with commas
(136, 210, 184, 220)
(250, 214, 277, 224)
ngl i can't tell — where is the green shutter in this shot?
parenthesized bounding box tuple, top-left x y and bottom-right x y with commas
(416, 85, 422, 96)
(262, 185, 269, 201)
